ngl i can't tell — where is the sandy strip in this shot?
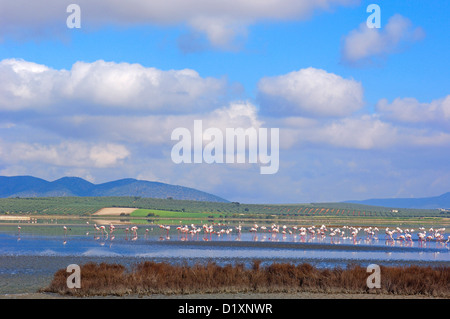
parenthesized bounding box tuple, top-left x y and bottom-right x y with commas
(92, 219, 134, 225)
(93, 207, 138, 216)
(0, 216, 30, 221)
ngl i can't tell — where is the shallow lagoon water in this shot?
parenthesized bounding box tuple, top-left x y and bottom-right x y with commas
(0, 223, 449, 294)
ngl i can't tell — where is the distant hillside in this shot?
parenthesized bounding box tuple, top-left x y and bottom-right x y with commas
(0, 176, 228, 203)
(345, 192, 450, 209)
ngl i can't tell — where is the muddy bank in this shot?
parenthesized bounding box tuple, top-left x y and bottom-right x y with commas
(1, 292, 444, 299)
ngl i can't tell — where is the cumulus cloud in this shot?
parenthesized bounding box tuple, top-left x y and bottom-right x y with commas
(0, 140, 130, 168)
(205, 101, 262, 130)
(187, 16, 248, 50)
(376, 95, 450, 125)
(275, 115, 398, 150)
(273, 112, 450, 151)
(2, 58, 448, 156)
(17, 101, 262, 150)
(0, 59, 228, 113)
(0, 0, 360, 48)
(341, 14, 425, 65)
(0, 59, 56, 109)
(313, 115, 398, 149)
(257, 67, 364, 118)
(1, 56, 450, 203)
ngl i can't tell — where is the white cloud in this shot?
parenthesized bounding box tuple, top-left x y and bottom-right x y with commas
(257, 67, 364, 117)
(188, 16, 248, 50)
(0, 59, 228, 113)
(205, 101, 262, 130)
(275, 114, 398, 150)
(376, 95, 450, 125)
(341, 14, 425, 64)
(0, 140, 130, 168)
(0, 0, 360, 48)
(25, 101, 262, 150)
(1, 57, 450, 203)
(313, 115, 397, 149)
(0, 59, 57, 109)
(273, 112, 450, 151)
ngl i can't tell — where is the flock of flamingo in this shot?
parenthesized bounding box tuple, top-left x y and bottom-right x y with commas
(36, 221, 450, 247)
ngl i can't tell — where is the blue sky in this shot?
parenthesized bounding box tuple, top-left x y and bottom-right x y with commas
(0, 0, 449, 203)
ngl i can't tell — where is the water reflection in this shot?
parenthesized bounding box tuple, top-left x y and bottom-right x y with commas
(1, 222, 449, 267)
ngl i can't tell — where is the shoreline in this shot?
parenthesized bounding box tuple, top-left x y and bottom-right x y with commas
(1, 291, 446, 299)
(2, 214, 449, 226)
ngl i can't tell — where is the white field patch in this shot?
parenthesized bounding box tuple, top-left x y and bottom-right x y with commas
(0, 216, 31, 221)
(92, 219, 132, 225)
(93, 207, 138, 216)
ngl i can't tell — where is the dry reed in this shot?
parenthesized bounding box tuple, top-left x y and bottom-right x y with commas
(40, 261, 450, 297)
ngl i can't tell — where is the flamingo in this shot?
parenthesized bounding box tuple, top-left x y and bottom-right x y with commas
(435, 232, 444, 242)
(63, 226, 68, 236)
(99, 225, 108, 238)
(130, 226, 138, 237)
(385, 228, 395, 241)
(417, 232, 426, 242)
(405, 233, 412, 241)
(158, 225, 169, 236)
(329, 231, 337, 243)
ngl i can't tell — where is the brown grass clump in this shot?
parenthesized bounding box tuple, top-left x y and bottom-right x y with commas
(40, 261, 450, 297)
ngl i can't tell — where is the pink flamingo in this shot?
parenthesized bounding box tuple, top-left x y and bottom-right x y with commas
(94, 224, 101, 235)
(385, 228, 395, 241)
(405, 233, 412, 241)
(131, 226, 138, 237)
(98, 225, 108, 239)
(417, 232, 425, 242)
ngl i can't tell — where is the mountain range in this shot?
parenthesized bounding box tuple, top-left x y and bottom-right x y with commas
(1, 175, 449, 209)
(0, 176, 228, 203)
(345, 192, 450, 209)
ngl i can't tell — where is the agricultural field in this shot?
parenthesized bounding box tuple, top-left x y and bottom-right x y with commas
(130, 209, 224, 219)
(0, 196, 448, 220)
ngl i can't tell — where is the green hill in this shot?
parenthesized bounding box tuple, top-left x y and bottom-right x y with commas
(0, 176, 228, 203)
